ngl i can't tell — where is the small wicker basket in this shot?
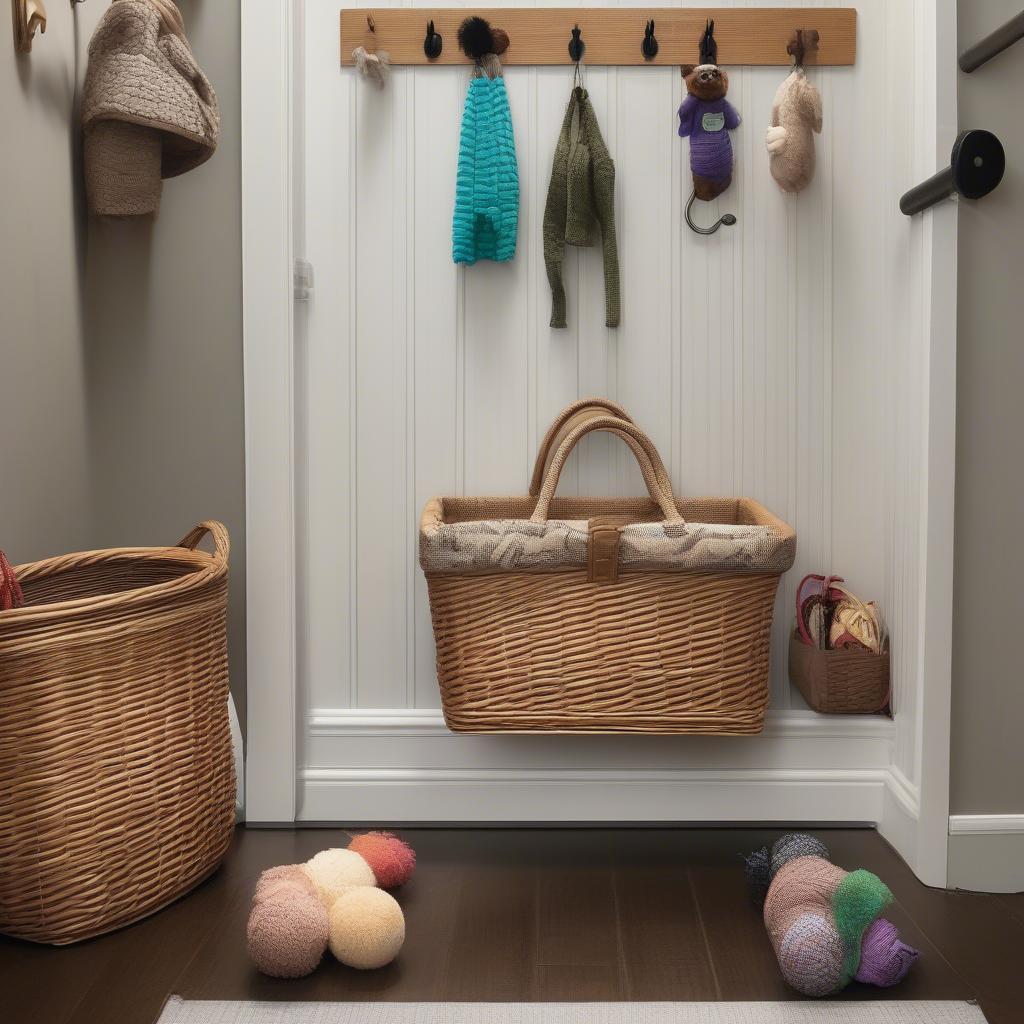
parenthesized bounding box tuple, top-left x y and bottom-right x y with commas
(420, 401, 797, 734)
(0, 522, 235, 944)
(788, 631, 891, 714)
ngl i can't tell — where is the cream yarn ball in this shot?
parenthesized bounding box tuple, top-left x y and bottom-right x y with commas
(328, 886, 405, 969)
(303, 848, 376, 906)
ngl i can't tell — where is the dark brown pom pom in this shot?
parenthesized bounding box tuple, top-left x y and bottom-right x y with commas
(458, 16, 495, 61)
(491, 28, 510, 56)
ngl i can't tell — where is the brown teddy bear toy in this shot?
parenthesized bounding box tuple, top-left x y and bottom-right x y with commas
(677, 20, 741, 202)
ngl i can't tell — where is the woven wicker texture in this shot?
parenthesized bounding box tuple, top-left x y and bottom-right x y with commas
(421, 402, 795, 734)
(788, 633, 890, 714)
(0, 522, 235, 944)
(427, 568, 779, 733)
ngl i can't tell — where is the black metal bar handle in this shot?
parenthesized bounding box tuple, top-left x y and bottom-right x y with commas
(959, 10, 1024, 72)
(900, 129, 1005, 216)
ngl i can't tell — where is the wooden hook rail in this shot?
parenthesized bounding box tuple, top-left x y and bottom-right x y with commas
(340, 8, 857, 67)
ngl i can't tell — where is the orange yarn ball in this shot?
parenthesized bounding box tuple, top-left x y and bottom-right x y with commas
(348, 832, 416, 889)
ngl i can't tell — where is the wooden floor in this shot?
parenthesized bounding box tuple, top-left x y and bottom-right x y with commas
(1, 828, 1021, 1024)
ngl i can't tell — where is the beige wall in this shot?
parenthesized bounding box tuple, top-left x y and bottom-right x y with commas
(951, 0, 1024, 815)
(1, 2, 246, 720)
(1, 4, 93, 562)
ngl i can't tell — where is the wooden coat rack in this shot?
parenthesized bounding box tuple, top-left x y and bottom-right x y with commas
(340, 8, 856, 67)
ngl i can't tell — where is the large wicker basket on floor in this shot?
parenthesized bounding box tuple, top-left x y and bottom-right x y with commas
(0, 521, 235, 944)
(420, 400, 797, 734)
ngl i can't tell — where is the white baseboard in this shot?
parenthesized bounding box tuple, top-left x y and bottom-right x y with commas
(305, 708, 895, 774)
(948, 814, 1024, 835)
(947, 818, 1024, 893)
(300, 765, 893, 823)
(299, 707, 909, 827)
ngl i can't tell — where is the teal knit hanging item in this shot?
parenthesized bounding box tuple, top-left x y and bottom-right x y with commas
(452, 67, 519, 265)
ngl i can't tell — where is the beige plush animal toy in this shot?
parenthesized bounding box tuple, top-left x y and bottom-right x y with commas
(765, 31, 823, 194)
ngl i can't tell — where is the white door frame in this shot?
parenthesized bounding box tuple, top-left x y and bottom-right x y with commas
(241, 0, 297, 824)
(241, 0, 959, 885)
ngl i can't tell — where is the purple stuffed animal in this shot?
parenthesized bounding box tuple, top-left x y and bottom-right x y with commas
(678, 20, 741, 201)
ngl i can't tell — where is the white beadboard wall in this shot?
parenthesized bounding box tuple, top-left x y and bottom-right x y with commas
(296, 0, 929, 814)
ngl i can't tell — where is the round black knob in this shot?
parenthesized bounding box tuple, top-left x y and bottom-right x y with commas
(951, 129, 1005, 200)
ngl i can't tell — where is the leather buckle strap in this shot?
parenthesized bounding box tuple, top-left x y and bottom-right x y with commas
(588, 517, 622, 584)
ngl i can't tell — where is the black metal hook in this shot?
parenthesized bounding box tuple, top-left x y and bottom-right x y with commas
(789, 28, 806, 67)
(423, 20, 443, 59)
(685, 191, 737, 235)
(699, 18, 717, 65)
(786, 28, 820, 68)
(568, 25, 584, 63)
(641, 20, 658, 61)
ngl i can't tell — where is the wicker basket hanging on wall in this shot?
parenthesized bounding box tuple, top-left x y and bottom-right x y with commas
(420, 400, 797, 734)
(0, 522, 235, 944)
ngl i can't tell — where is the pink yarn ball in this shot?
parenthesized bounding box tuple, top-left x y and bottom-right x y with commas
(348, 832, 416, 889)
(253, 864, 318, 905)
(247, 889, 329, 979)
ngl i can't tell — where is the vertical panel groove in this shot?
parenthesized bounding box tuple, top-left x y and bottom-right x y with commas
(406, 66, 417, 708)
(348, 67, 359, 709)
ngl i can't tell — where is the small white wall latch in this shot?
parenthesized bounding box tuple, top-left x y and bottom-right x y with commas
(294, 258, 314, 302)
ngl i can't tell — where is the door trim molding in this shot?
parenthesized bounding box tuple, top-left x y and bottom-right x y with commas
(241, 0, 298, 823)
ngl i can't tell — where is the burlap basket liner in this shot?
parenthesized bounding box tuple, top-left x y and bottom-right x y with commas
(419, 400, 797, 734)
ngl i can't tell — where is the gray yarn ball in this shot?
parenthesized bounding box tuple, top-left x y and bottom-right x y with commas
(769, 833, 830, 880)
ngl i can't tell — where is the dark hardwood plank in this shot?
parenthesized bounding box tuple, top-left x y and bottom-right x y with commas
(0, 931, 116, 1024)
(614, 864, 718, 1000)
(537, 866, 620, 968)
(65, 868, 231, 1024)
(535, 965, 622, 1000)
(992, 891, 1024, 926)
(687, 860, 794, 1001)
(441, 862, 538, 1001)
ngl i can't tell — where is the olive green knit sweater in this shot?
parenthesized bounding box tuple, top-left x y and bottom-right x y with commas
(543, 87, 620, 329)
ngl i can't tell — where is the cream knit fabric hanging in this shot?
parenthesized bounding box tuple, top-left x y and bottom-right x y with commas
(82, 0, 219, 216)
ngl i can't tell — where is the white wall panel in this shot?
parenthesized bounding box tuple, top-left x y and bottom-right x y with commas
(298, 0, 930, 798)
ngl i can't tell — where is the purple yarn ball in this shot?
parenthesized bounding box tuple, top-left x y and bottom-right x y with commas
(855, 918, 920, 987)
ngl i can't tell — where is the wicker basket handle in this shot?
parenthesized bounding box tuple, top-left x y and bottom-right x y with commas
(531, 416, 683, 525)
(530, 399, 676, 506)
(530, 399, 633, 496)
(177, 521, 230, 563)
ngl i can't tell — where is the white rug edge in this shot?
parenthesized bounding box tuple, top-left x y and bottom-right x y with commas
(159, 997, 989, 1024)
